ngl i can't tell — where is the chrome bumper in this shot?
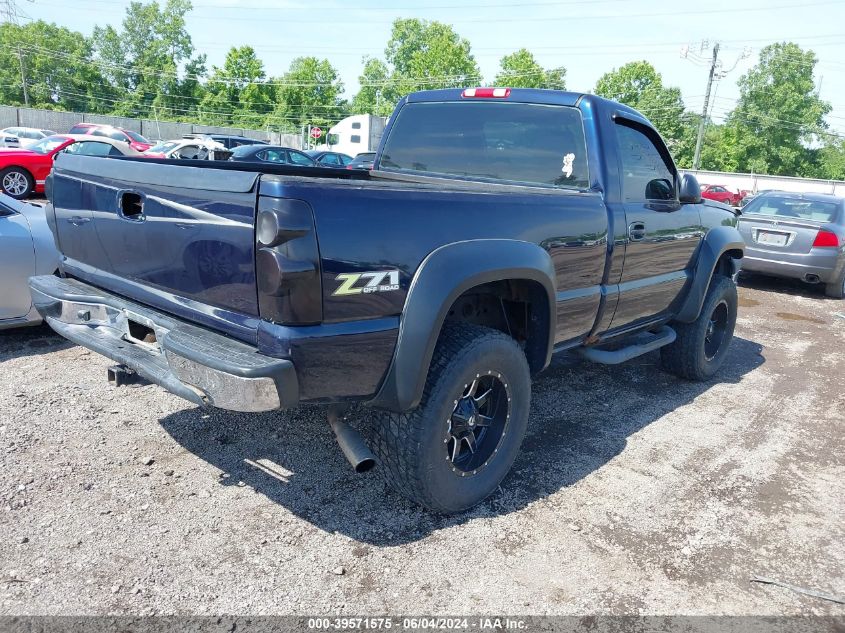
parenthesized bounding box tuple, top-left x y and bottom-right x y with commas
(29, 275, 298, 412)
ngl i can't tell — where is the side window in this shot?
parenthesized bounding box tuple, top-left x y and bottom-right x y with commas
(350, 135, 361, 144)
(339, 155, 352, 166)
(321, 154, 340, 166)
(264, 150, 285, 163)
(615, 121, 676, 202)
(175, 145, 200, 159)
(108, 145, 125, 156)
(351, 122, 362, 129)
(288, 151, 313, 166)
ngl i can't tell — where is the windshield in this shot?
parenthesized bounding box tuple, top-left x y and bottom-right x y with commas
(742, 196, 840, 223)
(29, 136, 69, 154)
(124, 130, 149, 143)
(146, 141, 179, 154)
(379, 101, 590, 189)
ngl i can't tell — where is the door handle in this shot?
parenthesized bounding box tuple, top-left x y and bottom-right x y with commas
(67, 216, 90, 226)
(628, 222, 646, 241)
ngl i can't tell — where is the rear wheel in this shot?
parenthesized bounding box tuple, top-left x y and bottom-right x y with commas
(370, 323, 531, 514)
(824, 270, 845, 299)
(1, 167, 33, 199)
(661, 275, 738, 381)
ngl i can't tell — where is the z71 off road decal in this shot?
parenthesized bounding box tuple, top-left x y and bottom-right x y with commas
(333, 270, 400, 296)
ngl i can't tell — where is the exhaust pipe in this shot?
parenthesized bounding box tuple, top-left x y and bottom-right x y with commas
(328, 408, 376, 473)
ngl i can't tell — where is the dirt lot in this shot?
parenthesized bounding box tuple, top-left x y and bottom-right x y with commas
(1, 275, 843, 618)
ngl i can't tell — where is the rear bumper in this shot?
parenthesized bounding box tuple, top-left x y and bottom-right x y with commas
(742, 247, 844, 283)
(29, 275, 298, 412)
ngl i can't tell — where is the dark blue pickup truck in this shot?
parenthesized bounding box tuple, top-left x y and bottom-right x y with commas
(30, 88, 744, 513)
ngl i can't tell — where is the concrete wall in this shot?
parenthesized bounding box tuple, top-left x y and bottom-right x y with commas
(0, 105, 301, 148)
(685, 169, 845, 197)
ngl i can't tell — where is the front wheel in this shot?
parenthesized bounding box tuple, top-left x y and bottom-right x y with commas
(370, 323, 531, 514)
(1, 167, 33, 199)
(661, 275, 738, 381)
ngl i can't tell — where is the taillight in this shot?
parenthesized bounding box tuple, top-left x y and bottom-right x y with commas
(812, 230, 840, 248)
(255, 197, 322, 324)
(462, 87, 511, 98)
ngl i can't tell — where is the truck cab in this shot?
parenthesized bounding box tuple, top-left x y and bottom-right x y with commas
(31, 88, 744, 513)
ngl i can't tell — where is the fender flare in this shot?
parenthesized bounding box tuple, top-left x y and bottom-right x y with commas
(675, 225, 745, 323)
(371, 239, 557, 412)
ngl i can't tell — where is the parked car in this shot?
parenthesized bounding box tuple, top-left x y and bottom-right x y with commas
(183, 134, 269, 150)
(737, 191, 845, 298)
(346, 152, 376, 170)
(306, 150, 353, 167)
(0, 134, 140, 199)
(228, 144, 316, 166)
(0, 127, 57, 148)
(143, 138, 231, 161)
(68, 123, 152, 152)
(0, 193, 59, 329)
(32, 87, 744, 513)
(700, 184, 742, 207)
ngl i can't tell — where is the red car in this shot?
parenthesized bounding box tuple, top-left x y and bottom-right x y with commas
(0, 134, 141, 199)
(700, 184, 742, 207)
(67, 123, 153, 152)
(0, 135, 74, 199)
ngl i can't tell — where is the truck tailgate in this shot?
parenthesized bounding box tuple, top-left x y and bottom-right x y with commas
(50, 155, 260, 340)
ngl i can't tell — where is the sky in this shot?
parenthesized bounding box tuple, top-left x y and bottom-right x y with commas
(17, 0, 845, 134)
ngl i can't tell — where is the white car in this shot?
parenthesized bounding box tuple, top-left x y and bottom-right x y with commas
(144, 138, 230, 160)
(0, 193, 60, 329)
(0, 127, 58, 149)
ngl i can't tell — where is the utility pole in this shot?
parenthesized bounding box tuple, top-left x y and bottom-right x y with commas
(693, 42, 719, 170)
(1, 0, 31, 107)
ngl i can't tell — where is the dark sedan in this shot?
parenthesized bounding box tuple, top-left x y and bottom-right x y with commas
(228, 145, 316, 167)
(347, 152, 376, 170)
(306, 150, 353, 167)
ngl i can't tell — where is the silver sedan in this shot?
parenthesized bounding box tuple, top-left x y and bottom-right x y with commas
(738, 192, 845, 298)
(0, 194, 60, 329)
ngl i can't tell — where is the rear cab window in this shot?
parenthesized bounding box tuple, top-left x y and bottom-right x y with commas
(379, 101, 590, 190)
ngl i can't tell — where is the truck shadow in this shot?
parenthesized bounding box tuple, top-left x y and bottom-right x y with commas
(158, 336, 764, 546)
(0, 323, 73, 362)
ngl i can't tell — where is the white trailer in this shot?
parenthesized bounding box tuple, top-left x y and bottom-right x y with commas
(321, 115, 387, 157)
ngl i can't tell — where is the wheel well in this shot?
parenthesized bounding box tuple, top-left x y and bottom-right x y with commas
(715, 249, 743, 277)
(443, 279, 550, 372)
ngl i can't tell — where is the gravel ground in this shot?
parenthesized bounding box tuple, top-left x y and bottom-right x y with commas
(0, 274, 843, 617)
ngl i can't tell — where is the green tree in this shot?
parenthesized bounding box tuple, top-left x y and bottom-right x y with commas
(93, 0, 205, 119)
(810, 139, 845, 180)
(385, 18, 481, 91)
(199, 46, 274, 126)
(350, 57, 396, 117)
(0, 21, 113, 112)
(351, 18, 481, 114)
(494, 49, 565, 90)
(721, 42, 831, 176)
(594, 61, 691, 163)
(271, 56, 344, 135)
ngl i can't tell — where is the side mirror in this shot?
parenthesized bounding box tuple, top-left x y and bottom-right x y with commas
(679, 173, 702, 204)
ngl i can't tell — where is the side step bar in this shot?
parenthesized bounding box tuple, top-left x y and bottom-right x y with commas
(577, 325, 676, 365)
